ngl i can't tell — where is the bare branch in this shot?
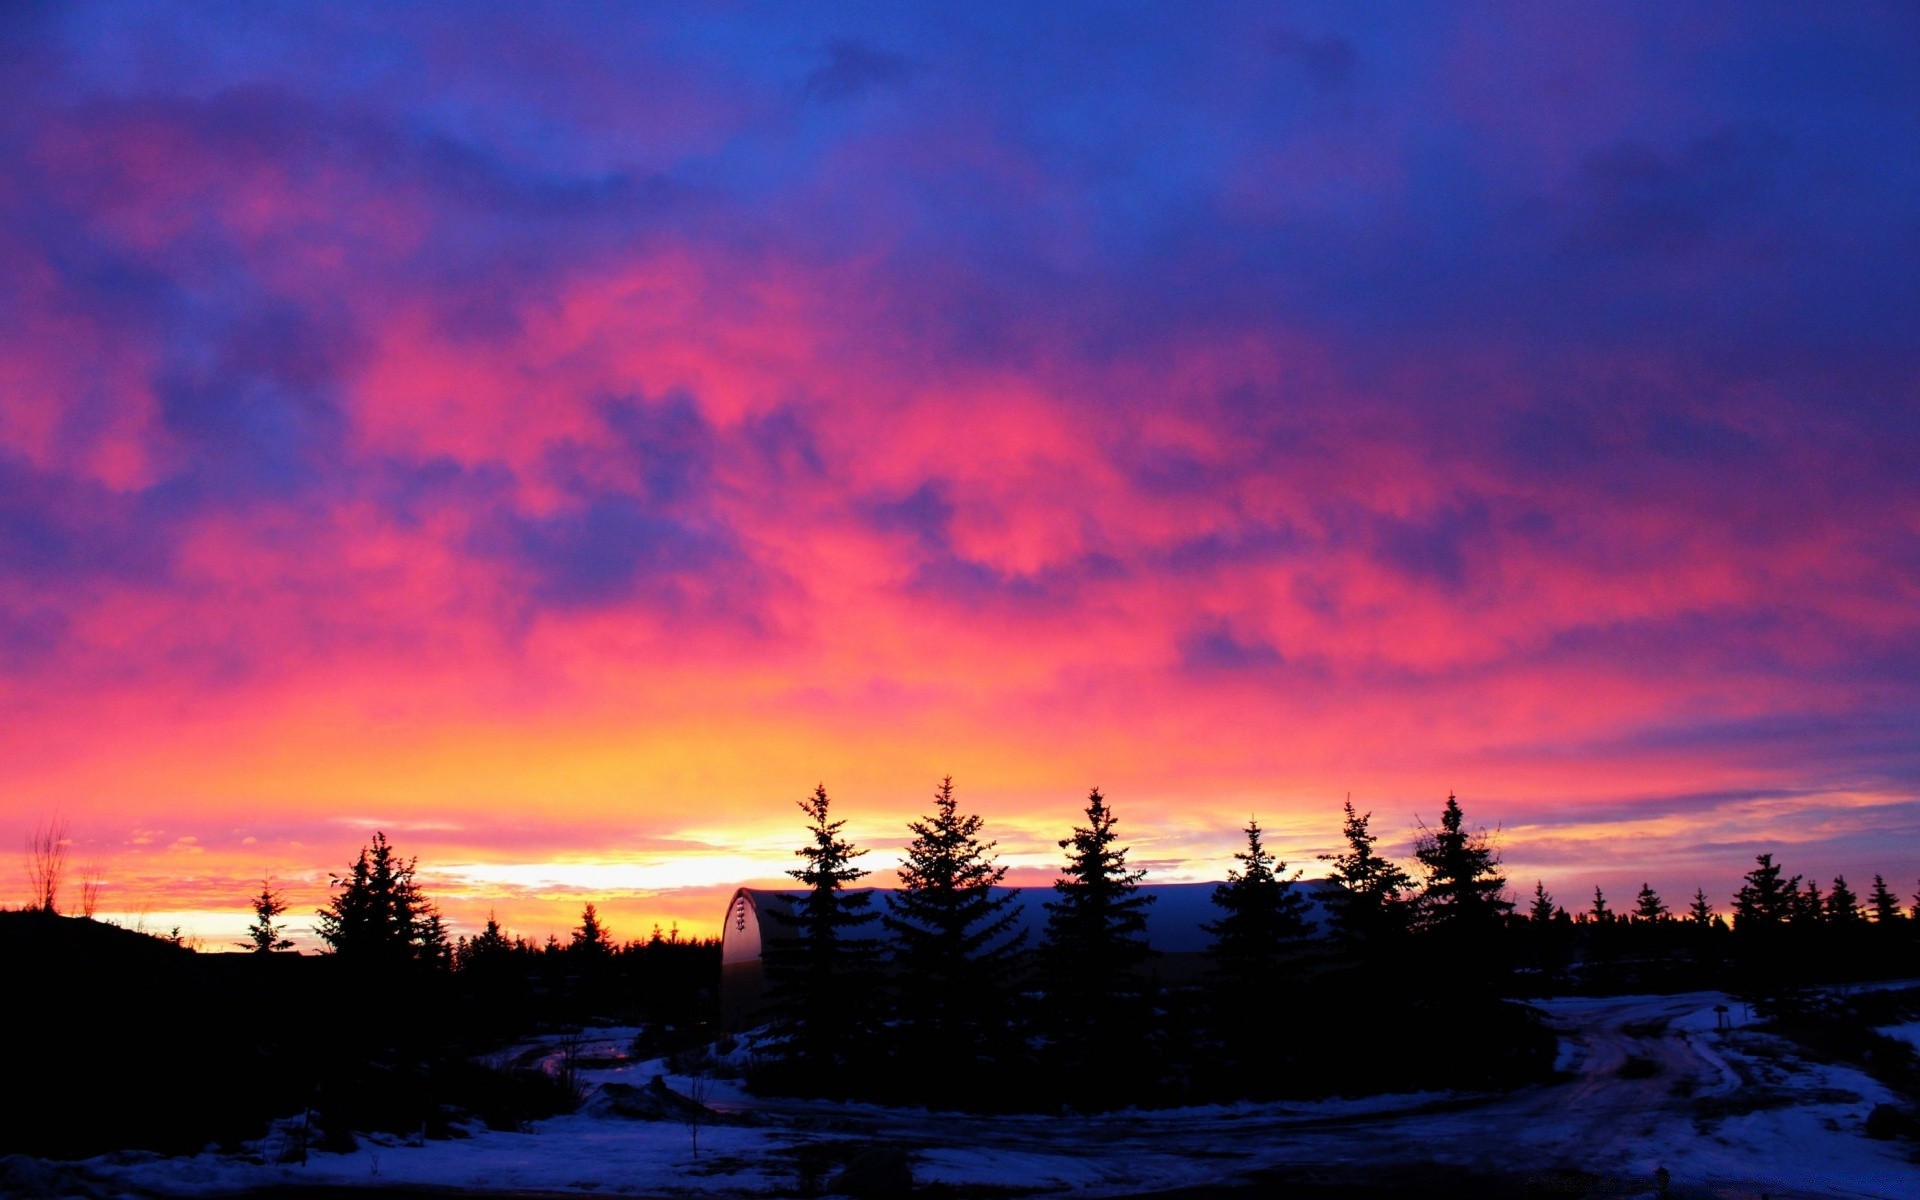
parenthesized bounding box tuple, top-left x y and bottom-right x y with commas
(24, 819, 69, 914)
(80, 862, 104, 919)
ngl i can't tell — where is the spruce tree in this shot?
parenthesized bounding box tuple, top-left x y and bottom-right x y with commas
(1041, 788, 1155, 1104)
(1825, 876, 1864, 925)
(1528, 881, 1555, 923)
(1318, 801, 1415, 947)
(239, 878, 294, 953)
(1413, 793, 1512, 934)
(1795, 879, 1825, 925)
(1687, 888, 1715, 925)
(883, 776, 1025, 1084)
(1205, 816, 1312, 989)
(314, 832, 445, 966)
(1589, 887, 1612, 924)
(1528, 883, 1559, 921)
(1732, 854, 1796, 930)
(1633, 883, 1668, 923)
(1869, 875, 1903, 923)
(572, 903, 614, 956)
(458, 911, 512, 971)
(762, 784, 880, 1082)
(1044, 787, 1154, 982)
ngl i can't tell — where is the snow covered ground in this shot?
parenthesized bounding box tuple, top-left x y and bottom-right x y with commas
(28, 991, 1920, 1200)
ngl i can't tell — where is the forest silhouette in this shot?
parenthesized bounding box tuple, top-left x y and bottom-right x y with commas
(9, 785, 1920, 1159)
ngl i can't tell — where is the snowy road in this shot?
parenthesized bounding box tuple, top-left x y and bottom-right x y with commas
(52, 991, 1920, 1199)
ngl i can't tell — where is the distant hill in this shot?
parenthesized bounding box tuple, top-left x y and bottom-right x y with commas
(0, 907, 197, 964)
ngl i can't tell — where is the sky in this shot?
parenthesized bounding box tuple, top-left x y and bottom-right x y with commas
(2, 3, 1917, 948)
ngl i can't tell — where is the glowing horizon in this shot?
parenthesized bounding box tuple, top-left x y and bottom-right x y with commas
(4, 5, 1918, 949)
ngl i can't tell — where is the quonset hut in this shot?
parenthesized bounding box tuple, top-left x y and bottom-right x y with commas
(719, 880, 1343, 1029)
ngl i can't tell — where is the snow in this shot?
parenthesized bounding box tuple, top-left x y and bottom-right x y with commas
(35, 991, 1920, 1200)
(1879, 1022, 1920, 1052)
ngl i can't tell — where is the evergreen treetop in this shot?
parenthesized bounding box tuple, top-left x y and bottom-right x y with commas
(1869, 875, 1903, 923)
(1824, 876, 1864, 925)
(1795, 879, 1825, 925)
(761, 784, 880, 1077)
(884, 775, 1023, 967)
(1589, 886, 1612, 924)
(1412, 793, 1511, 932)
(1528, 881, 1555, 923)
(572, 902, 614, 955)
(1043, 787, 1154, 979)
(1633, 882, 1668, 922)
(787, 783, 876, 922)
(1318, 800, 1415, 944)
(314, 832, 446, 965)
(1733, 853, 1799, 930)
(1687, 888, 1715, 925)
(239, 878, 293, 953)
(883, 776, 1025, 1080)
(1205, 816, 1312, 986)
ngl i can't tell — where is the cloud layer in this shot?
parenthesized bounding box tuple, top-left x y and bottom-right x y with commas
(3, 3, 1917, 942)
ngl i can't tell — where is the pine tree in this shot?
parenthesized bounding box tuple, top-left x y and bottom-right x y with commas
(1633, 883, 1668, 923)
(1528, 881, 1555, 924)
(457, 911, 512, 971)
(1825, 876, 1864, 925)
(883, 776, 1025, 1079)
(314, 832, 445, 966)
(1732, 854, 1797, 930)
(1205, 816, 1312, 989)
(1589, 887, 1613, 924)
(1869, 875, 1903, 923)
(1687, 888, 1715, 925)
(1044, 787, 1155, 983)
(572, 903, 614, 956)
(239, 878, 294, 953)
(1319, 801, 1415, 946)
(1795, 879, 1825, 926)
(762, 784, 880, 1081)
(1413, 793, 1512, 934)
(1041, 787, 1156, 1105)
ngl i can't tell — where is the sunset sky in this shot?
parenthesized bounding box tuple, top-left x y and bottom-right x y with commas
(3, 4, 1917, 948)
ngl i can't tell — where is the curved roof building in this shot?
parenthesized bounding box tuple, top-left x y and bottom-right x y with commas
(720, 879, 1342, 1028)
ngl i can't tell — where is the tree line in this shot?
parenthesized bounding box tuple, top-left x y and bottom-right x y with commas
(747, 779, 1919, 1110)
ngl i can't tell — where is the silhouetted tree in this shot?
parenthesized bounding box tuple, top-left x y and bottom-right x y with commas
(1733, 854, 1797, 930)
(883, 776, 1025, 1089)
(1687, 888, 1715, 926)
(1795, 879, 1825, 926)
(455, 911, 513, 971)
(1527, 881, 1555, 924)
(571, 903, 614, 956)
(1589, 887, 1613, 924)
(1044, 788, 1154, 980)
(1206, 816, 1312, 989)
(761, 784, 880, 1084)
(1413, 793, 1511, 934)
(1633, 883, 1668, 923)
(23, 819, 68, 913)
(314, 832, 446, 966)
(79, 863, 103, 919)
(239, 879, 294, 953)
(1042, 787, 1155, 1104)
(1319, 801, 1415, 947)
(1869, 875, 1903, 923)
(1825, 876, 1864, 925)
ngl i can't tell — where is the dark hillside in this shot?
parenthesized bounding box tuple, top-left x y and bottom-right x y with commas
(1, 911, 570, 1160)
